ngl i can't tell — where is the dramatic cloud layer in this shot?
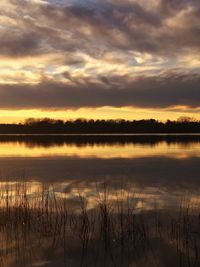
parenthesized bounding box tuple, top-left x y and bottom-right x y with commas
(0, 0, 199, 119)
(0, 71, 199, 109)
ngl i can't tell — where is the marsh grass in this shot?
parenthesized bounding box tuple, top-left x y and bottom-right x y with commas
(0, 182, 199, 266)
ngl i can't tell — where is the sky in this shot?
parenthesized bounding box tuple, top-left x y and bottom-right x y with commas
(0, 0, 199, 123)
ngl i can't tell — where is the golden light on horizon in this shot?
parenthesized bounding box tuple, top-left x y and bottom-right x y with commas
(0, 106, 200, 124)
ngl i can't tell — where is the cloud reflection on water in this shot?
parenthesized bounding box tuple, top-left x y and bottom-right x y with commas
(0, 136, 199, 212)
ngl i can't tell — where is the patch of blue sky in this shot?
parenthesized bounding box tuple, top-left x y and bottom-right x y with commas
(48, 0, 90, 6)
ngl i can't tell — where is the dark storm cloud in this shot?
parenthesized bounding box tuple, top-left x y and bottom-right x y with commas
(44, 0, 199, 55)
(0, 71, 199, 108)
(1, 0, 200, 57)
(0, 32, 42, 57)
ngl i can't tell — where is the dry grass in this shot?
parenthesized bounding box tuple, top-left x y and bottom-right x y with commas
(0, 182, 199, 266)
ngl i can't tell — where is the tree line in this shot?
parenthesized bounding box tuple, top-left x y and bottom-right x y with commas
(0, 117, 199, 134)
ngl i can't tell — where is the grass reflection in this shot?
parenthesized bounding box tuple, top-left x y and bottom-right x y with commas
(0, 181, 199, 266)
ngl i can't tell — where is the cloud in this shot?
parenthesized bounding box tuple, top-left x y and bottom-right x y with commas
(0, 0, 199, 57)
(0, 71, 199, 109)
(0, 32, 42, 57)
(0, 0, 199, 112)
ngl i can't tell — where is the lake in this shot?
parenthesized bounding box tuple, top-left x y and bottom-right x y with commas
(0, 134, 200, 266)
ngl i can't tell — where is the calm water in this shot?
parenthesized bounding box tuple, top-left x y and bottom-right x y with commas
(0, 135, 200, 210)
(0, 135, 200, 266)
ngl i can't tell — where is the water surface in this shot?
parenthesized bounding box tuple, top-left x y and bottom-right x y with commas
(0, 135, 199, 209)
(0, 135, 200, 266)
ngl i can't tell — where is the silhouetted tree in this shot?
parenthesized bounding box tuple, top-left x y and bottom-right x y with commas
(0, 118, 199, 134)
